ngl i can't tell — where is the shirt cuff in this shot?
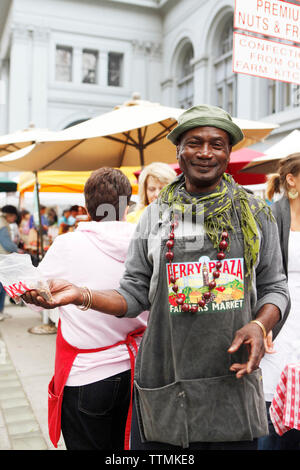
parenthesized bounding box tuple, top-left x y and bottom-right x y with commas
(115, 287, 146, 318)
(254, 293, 288, 320)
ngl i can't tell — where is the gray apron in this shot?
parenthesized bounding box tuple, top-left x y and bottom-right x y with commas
(134, 191, 268, 448)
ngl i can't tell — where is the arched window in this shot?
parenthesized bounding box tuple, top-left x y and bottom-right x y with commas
(214, 16, 236, 115)
(220, 20, 233, 55)
(177, 42, 194, 109)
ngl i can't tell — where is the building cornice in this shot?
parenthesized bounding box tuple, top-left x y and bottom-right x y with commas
(106, 0, 172, 10)
(131, 39, 162, 57)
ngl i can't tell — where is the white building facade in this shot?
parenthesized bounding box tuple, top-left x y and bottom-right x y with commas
(0, 0, 299, 147)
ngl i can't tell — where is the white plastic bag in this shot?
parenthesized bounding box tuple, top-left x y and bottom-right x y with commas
(0, 253, 52, 303)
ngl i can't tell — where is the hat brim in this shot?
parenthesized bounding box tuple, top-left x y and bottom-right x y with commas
(167, 117, 244, 146)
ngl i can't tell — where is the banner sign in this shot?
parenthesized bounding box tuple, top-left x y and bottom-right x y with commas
(234, 0, 300, 44)
(33, 182, 40, 227)
(233, 32, 300, 84)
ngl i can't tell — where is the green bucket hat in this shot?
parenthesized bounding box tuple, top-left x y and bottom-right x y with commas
(167, 104, 244, 146)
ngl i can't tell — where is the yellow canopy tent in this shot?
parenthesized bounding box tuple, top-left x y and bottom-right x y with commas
(17, 167, 140, 195)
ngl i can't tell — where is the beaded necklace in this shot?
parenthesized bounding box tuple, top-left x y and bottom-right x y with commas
(165, 214, 229, 313)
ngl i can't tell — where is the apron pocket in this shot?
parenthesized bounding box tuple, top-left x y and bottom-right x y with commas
(135, 369, 268, 448)
(182, 368, 268, 443)
(135, 380, 189, 448)
(48, 375, 64, 448)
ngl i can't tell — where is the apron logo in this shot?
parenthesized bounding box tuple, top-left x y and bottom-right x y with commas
(167, 256, 244, 314)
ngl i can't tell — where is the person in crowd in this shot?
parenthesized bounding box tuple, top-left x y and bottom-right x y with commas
(19, 209, 31, 248)
(126, 162, 176, 223)
(29, 205, 49, 234)
(23, 168, 148, 450)
(47, 208, 58, 226)
(58, 209, 71, 235)
(77, 206, 87, 216)
(22, 105, 289, 450)
(67, 205, 79, 227)
(45, 208, 59, 243)
(0, 205, 23, 320)
(9, 209, 21, 247)
(258, 153, 300, 450)
(58, 209, 70, 226)
(74, 206, 89, 227)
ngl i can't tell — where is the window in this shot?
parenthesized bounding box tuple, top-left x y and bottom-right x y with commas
(82, 49, 98, 84)
(214, 16, 237, 115)
(217, 87, 223, 108)
(284, 83, 291, 108)
(293, 85, 300, 108)
(220, 20, 233, 55)
(268, 81, 276, 114)
(55, 46, 73, 82)
(227, 82, 234, 116)
(268, 81, 300, 114)
(177, 42, 194, 109)
(108, 52, 123, 87)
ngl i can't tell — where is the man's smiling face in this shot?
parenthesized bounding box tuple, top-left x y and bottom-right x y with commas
(176, 126, 232, 194)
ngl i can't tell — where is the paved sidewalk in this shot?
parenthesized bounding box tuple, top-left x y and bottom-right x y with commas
(0, 300, 65, 450)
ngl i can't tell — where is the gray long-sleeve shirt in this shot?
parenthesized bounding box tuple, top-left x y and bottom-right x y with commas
(117, 193, 290, 446)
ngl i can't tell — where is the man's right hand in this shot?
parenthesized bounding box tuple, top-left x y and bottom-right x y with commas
(22, 279, 82, 309)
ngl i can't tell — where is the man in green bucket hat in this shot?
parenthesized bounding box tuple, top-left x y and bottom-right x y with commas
(167, 104, 244, 147)
(23, 104, 289, 450)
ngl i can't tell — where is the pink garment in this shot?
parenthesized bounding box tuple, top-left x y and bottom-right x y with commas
(37, 221, 148, 386)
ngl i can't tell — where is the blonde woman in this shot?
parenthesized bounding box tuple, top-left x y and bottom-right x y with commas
(127, 162, 177, 223)
(258, 153, 300, 450)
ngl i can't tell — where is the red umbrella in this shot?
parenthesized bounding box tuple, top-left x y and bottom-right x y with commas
(228, 148, 267, 185)
(133, 150, 266, 185)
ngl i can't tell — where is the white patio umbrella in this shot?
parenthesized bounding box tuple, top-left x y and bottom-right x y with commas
(0, 124, 59, 335)
(0, 125, 59, 259)
(240, 130, 300, 174)
(0, 99, 182, 170)
(0, 100, 279, 250)
(0, 123, 57, 157)
(0, 101, 279, 259)
(0, 99, 279, 172)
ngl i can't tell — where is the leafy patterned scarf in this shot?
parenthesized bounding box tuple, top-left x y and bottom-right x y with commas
(158, 173, 274, 282)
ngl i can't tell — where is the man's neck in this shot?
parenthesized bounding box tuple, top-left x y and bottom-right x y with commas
(184, 176, 223, 195)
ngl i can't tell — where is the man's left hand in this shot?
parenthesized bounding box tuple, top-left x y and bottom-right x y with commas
(228, 322, 265, 379)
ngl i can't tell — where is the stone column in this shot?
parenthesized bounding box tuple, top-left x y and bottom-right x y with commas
(192, 55, 208, 104)
(9, 23, 31, 131)
(131, 40, 148, 99)
(0, 58, 9, 135)
(236, 74, 254, 119)
(147, 42, 162, 102)
(161, 78, 174, 106)
(31, 27, 50, 128)
(131, 40, 162, 101)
